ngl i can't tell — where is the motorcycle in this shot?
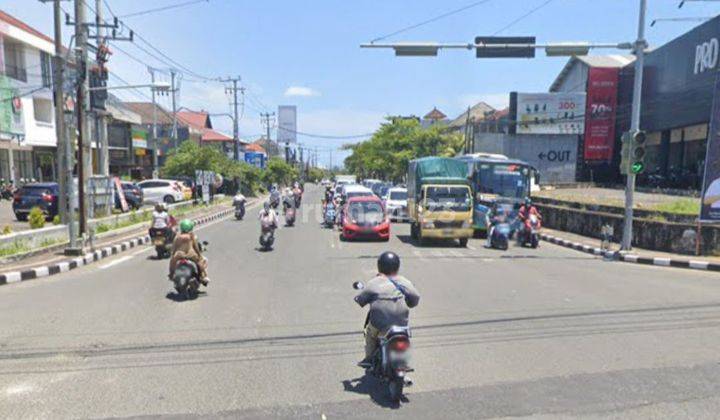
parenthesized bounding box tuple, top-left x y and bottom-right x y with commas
(259, 225, 276, 251)
(354, 281, 413, 403)
(519, 214, 541, 248)
(172, 241, 209, 300)
(150, 228, 174, 259)
(0, 181, 15, 201)
(284, 203, 296, 227)
(489, 222, 511, 250)
(234, 201, 246, 220)
(324, 203, 336, 228)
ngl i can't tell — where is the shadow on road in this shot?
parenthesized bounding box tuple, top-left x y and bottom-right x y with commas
(396, 235, 461, 248)
(342, 374, 404, 409)
(164, 291, 206, 302)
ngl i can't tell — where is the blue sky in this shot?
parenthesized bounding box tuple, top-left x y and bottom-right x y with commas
(3, 0, 720, 166)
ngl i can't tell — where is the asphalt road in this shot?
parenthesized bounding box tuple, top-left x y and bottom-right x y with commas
(1, 185, 720, 419)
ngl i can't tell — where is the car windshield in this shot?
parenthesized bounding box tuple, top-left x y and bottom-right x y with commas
(347, 201, 384, 223)
(425, 186, 471, 211)
(346, 191, 372, 199)
(476, 163, 530, 199)
(389, 191, 407, 200)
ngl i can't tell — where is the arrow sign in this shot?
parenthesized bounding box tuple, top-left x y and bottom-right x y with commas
(538, 152, 546, 160)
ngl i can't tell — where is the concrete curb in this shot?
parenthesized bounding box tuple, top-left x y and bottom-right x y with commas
(540, 233, 720, 272)
(0, 206, 235, 286)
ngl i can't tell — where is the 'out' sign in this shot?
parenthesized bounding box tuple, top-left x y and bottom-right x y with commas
(695, 38, 719, 75)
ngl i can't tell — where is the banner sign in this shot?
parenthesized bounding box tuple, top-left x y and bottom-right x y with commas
(277, 105, 297, 144)
(244, 152, 266, 169)
(700, 72, 720, 221)
(114, 177, 129, 212)
(516, 92, 586, 135)
(583, 67, 620, 161)
(131, 128, 148, 149)
(0, 75, 25, 138)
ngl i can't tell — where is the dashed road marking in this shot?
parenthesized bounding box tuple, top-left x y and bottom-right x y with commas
(100, 255, 133, 270)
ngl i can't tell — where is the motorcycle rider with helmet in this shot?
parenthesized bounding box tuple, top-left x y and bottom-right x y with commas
(517, 197, 542, 244)
(485, 203, 508, 248)
(149, 203, 175, 242)
(259, 201, 280, 230)
(354, 252, 420, 367)
(168, 219, 209, 286)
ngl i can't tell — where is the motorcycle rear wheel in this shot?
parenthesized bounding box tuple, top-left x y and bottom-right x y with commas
(388, 378, 404, 402)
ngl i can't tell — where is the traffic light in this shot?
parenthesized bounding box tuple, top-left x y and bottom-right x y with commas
(630, 130, 646, 174)
(620, 131, 632, 175)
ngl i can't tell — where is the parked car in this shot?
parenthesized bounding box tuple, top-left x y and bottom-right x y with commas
(115, 181, 144, 210)
(137, 179, 185, 204)
(341, 195, 390, 241)
(12, 182, 59, 221)
(166, 176, 196, 200)
(384, 187, 409, 222)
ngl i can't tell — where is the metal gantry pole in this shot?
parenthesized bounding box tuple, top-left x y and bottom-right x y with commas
(621, 0, 648, 250)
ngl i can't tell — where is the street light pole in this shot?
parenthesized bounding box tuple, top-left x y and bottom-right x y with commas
(622, 0, 648, 250)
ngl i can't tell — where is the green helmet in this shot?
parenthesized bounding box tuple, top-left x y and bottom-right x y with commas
(179, 219, 194, 233)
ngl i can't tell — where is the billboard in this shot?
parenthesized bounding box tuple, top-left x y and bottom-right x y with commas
(244, 152, 266, 169)
(515, 92, 586, 135)
(700, 71, 720, 221)
(0, 75, 25, 138)
(277, 105, 297, 144)
(583, 68, 620, 162)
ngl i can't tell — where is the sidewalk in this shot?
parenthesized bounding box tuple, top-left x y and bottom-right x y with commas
(541, 227, 720, 272)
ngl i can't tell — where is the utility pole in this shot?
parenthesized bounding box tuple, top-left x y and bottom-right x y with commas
(171, 69, 178, 148)
(222, 77, 243, 160)
(260, 112, 275, 156)
(74, 0, 90, 241)
(95, 0, 109, 178)
(149, 67, 159, 178)
(621, 0, 648, 250)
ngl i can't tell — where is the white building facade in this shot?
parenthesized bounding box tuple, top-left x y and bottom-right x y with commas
(0, 11, 57, 183)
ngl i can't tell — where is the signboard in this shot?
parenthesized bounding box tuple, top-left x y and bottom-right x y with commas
(195, 169, 215, 204)
(700, 71, 720, 221)
(0, 75, 25, 138)
(277, 105, 297, 144)
(515, 92, 586, 135)
(583, 67, 620, 161)
(244, 152, 266, 169)
(114, 177, 129, 212)
(131, 128, 148, 149)
(475, 36, 536, 58)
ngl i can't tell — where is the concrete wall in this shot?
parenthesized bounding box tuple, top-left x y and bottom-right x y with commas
(473, 132, 579, 185)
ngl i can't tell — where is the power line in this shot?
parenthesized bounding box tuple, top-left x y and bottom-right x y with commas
(119, 0, 210, 19)
(492, 0, 557, 35)
(277, 126, 374, 140)
(371, 0, 494, 43)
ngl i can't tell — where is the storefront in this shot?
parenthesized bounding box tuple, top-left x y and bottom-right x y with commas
(614, 15, 720, 189)
(131, 127, 155, 179)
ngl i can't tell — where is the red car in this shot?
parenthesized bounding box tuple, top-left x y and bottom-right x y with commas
(341, 196, 390, 241)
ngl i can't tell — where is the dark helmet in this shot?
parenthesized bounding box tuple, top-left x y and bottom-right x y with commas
(524, 197, 532, 207)
(377, 251, 400, 275)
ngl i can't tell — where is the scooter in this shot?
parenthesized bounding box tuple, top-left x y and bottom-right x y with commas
(489, 222, 511, 250)
(518, 214, 541, 248)
(259, 225, 276, 251)
(354, 281, 414, 403)
(234, 201, 246, 220)
(171, 241, 208, 300)
(284, 204, 296, 227)
(324, 203, 336, 228)
(150, 228, 174, 259)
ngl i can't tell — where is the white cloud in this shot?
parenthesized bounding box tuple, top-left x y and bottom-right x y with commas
(284, 86, 321, 97)
(458, 93, 510, 110)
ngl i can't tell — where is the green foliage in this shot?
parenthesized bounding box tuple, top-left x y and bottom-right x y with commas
(162, 140, 264, 195)
(1, 225, 11, 236)
(261, 157, 299, 187)
(0, 240, 30, 257)
(343, 118, 465, 182)
(652, 199, 700, 215)
(307, 167, 328, 183)
(52, 215, 61, 225)
(28, 207, 46, 229)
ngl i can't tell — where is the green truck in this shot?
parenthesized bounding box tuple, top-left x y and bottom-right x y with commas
(407, 157, 474, 247)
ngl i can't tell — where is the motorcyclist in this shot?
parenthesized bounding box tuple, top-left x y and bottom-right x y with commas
(518, 197, 541, 223)
(354, 251, 420, 367)
(323, 185, 334, 208)
(292, 183, 303, 207)
(485, 203, 508, 248)
(169, 219, 209, 286)
(269, 184, 281, 209)
(150, 203, 175, 241)
(282, 187, 295, 213)
(259, 201, 279, 230)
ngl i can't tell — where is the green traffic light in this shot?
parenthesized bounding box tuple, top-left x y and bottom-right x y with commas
(631, 162, 645, 174)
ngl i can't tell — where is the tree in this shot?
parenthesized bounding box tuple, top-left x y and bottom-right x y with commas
(343, 118, 464, 181)
(261, 157, 298, 187)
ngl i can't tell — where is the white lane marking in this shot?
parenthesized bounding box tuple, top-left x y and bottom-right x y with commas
(467, 244, 477, 250)
(4, 383, 35, 396)
(100, 256, 133, 270)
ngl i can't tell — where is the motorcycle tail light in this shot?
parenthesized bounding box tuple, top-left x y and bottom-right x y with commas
(390, 338, 410, 352)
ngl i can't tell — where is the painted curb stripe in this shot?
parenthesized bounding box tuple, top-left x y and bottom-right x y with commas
(0, 206, 237, 286)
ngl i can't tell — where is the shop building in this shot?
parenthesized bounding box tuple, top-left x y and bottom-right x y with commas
(0, 10, 57, 183)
